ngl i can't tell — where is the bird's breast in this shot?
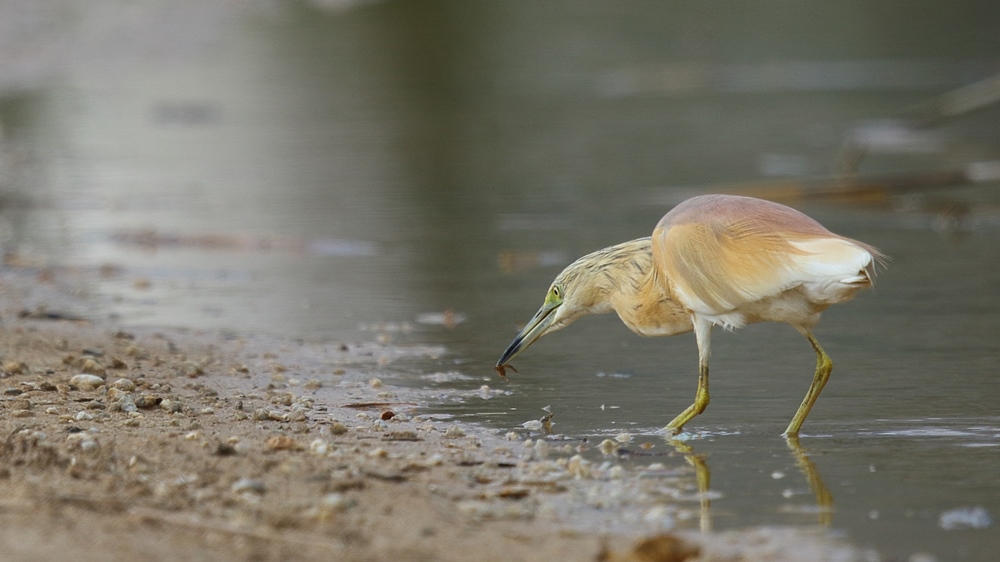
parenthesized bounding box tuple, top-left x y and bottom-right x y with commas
(614, 298, 693, 337)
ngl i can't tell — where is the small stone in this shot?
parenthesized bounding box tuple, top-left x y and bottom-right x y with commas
(111, 378, 136, 391)
(309, 439, 330, 455)
(81, 359, 105, 376)
(134, 395, 162, 409)
(11, 409, 33, 418)
(3, 362, 27, 375)
(69, 374, 105, 391)
(231, 478, 267, 494)
(75, 411, 95, 421)
(321, 493, 351, 512)
(599, 439, 618, 456)
(266, 435, 298, 450)
(3, 388, 22, 396)
(215, 442, 238, 456)
(329, 422, 348, 435)
(181, 361, 204, 378)
(160, 399, 183, 413)
(444, 425, 465, 438)
(108, 358, 128, 370)
(380, 410, 395, 421)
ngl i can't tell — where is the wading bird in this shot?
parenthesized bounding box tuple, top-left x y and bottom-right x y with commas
(496, 194, 884, 437)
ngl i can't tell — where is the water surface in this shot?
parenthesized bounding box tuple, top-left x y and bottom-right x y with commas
(2, 2, 1000, 560)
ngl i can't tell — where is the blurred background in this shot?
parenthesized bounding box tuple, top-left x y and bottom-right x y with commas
(1, 1, 999, 560)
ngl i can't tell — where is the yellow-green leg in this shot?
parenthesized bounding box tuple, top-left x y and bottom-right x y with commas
(784, 332, 833, 437)
(665, 361, 709, 434)
(666, 317, 712, 435)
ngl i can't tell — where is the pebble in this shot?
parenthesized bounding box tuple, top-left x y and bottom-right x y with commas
(368, 378, 383, 388)
(3, 362, 27, 375)
(111, 378, 136, 391)
(67, 433, 98, 452)
(266, 435, 298, 450)
(309, 439, 330, 455)
(81, 359, 105, 376)
(75, 411, 95, 421)
(135, 395, 162, 409)
(599, 439, 618, 456)
(444, 425, 466, 438)
(321, 493, 351, 512)
(181, 361, 204, 378)
(329, 422, 348, 435)
(231, 478, 267, 494)
(69, 374, 105, 390)
(160, 399, 183, 413)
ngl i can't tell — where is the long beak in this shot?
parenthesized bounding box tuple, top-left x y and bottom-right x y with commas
(497, 301, 560, 368)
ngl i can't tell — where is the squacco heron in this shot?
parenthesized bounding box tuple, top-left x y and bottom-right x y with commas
(496, 194, 884, 437)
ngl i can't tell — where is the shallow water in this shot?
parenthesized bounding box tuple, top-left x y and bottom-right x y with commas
(3, 1, 1000, 560)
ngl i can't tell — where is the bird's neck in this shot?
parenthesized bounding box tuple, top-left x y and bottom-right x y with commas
(597, 238, 693, 337)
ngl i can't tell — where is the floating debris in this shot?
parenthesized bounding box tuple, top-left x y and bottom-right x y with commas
(415, 310, 466, 328)
(939, 506, 992, 530)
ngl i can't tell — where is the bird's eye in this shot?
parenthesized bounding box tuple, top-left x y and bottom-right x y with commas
(552, 286, 561, 298)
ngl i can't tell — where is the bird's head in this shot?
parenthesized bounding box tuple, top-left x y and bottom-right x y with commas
(496, 255, 613, 373)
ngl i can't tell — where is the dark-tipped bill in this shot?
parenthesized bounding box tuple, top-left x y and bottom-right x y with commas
(496, 301, 560, 374)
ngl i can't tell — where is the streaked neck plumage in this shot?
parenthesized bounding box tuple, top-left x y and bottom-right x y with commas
(557, 238, 693, 337)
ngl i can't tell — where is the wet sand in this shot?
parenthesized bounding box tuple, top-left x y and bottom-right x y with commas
(0, 267, 872, 562)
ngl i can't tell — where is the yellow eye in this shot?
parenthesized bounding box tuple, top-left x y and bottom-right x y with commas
(552, 286, 561, 298)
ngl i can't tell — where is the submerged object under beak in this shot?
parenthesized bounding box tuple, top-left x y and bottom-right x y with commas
(495, 301, 560, 377)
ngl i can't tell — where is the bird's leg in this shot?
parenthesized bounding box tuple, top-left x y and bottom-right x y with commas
(665, 317, 712, 435)
(784, 331, 833, 437)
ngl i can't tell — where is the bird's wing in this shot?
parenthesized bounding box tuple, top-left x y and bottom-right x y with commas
(652, 219, 805, 313)
(651, 195, 878, 315)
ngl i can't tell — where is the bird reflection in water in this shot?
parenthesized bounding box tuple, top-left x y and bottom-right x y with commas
(662, 437, 834, 531)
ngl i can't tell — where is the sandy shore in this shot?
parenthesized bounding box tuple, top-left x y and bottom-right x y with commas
(0, 268, 872, 562)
